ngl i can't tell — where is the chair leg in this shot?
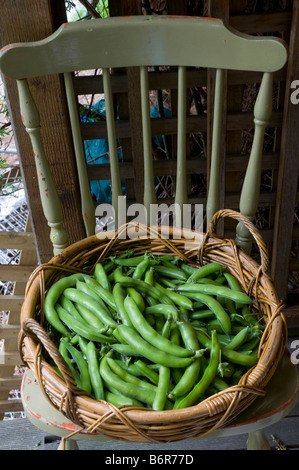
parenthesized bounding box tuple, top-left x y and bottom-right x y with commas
(247, 430, 271, 450)
(57, 438, 79, 450)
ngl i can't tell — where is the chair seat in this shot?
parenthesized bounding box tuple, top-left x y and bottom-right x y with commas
(21, 350, 298, 450)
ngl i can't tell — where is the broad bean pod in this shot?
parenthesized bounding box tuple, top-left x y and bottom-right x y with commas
(154, 281, 193, 310)
(179, 292, 231, 334)
(86, 341, 105, 400)
(44, 273, 84, 336)
(56, 305, 116, 343)
(112, 283, 133, 327)
(154, 265, 188, 282)
(186, 262, 225, 284)
(144, 304, 180, 321)
(63, 287, 117, 330)
(60, 338, 92, 394)
(99, 356, 156, 405)
(168, 321, 203, 399)
(104, 391, 143, 407)
(106, 357, 157, 392)
(176, 283, 252, 305)
(82, 276, 117, 311)
(117, 324, 198, 368)
(124, 297, 194, 357)
(94, 262, 112, 292)
(174, 330, 220, 409)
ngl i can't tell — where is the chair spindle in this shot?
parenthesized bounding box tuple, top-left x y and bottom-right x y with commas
(102, 68, 123, 228)
(206, 68, 225, 229)
(140, 66, 157, 224)
(64, 72, 96, 237)
(235, 72, 273, 253)
(174, 66, 188, 227)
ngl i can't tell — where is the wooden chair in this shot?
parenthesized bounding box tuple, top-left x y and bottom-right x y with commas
(0, 15, 289, 255)
(1, 15, 296, 450)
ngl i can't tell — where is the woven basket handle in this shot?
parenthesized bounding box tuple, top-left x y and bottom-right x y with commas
(207, 209, 270, 275)
(21, 318, 78, 391)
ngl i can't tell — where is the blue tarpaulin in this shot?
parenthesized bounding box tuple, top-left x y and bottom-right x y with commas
(83, 100, 171, 203)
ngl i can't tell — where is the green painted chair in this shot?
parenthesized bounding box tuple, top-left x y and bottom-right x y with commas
(1, 16, 297, 450)
(0, 15, 288, 255)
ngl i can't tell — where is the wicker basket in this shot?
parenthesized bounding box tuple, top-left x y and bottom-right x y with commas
(19, 209, 287, 444)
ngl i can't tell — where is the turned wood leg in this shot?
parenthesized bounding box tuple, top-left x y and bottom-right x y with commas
(247, 430, 271, 450)
(57, 438, 79, 450)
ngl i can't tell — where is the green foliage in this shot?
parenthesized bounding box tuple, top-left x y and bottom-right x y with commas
(65, 1, 109, 21)
(0, 91, 11, 144)
(96, 0, 109, 17)
(0, 157, 22, 197)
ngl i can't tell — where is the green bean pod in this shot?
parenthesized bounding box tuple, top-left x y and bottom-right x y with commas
(77, 335, 88, 356)
(225, 326, 249, 350)
(106, 357, 157, 392)
(241, 304, 258, 326)
(56, 305, 116, 343)
(179, 292, 231, 334)
(153, 311, 172, 411)
(134, 360, 159, 385)
(82, 277, 117, 311)
(144, 304, 180, 321)
(239, 336, 261, 352)
(174, 330, 220, 409)
(126, 287, 145, 312)
(180, 263, 199, 276)
(154, 265, 188, 282)
(59, 295, 83, 322)
(186, 262, 225, 283)
(86, 341, 105, 400)
(114, 254, 148, 267)
(44, 273, 85, 336)
(63, 287, 117, 330)
(94, 262, 112, 292)
(223, 272, 250, 310)
(206, 319, 244, 335)
(221, 347, 258, 367)
(60, 338, 92, 394)
(124, 297, 194, 358)
(217, 362, 235, 378)
(113, 268, 170, 304)
(77, 279, 115, 316)
(99, 356, 156, 405)
(104, 391, 143, 407)
(192, 277, 227, 286)
(160, 257, 182, 267)
(158, 276, 181, 289)
(154, 281, 193, 310)
(170, 324, 184, 384)
(112, 283, 133, 327)
(73, 301, 106, 332)
(132, 255, 151, 280)
(59, 339, 79, 383)
(109, 343, 144, 357)
(190, 309, 214, 321)
(117, 324, 198, 368)
(193, 325, 258, 367)
(113, 360, 143, 377)
(152, 365, 171, 411)
(177, 283, 252, 305)
(102, 260, 116, 274)
(168, 321, 202, 400)
(213, 376, 229, 392)
(144, 267, 155, 286)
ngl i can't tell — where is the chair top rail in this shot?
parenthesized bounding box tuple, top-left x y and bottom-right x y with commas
(0, 15, 287, 79)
